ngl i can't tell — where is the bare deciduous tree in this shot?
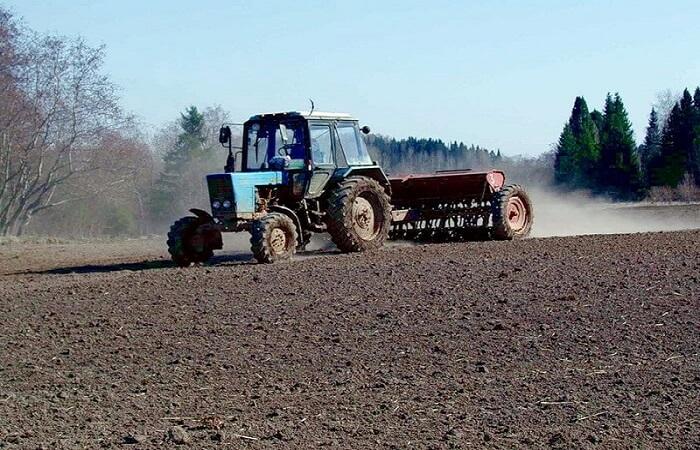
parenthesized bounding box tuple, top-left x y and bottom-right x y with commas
(0, 10, 126, 235)
(652, 89, 680, 129)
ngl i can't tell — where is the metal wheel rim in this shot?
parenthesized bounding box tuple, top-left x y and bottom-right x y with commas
(506, 196, 527, 231)
(352, 196, 378, 240)
(269, 228, 287, 254)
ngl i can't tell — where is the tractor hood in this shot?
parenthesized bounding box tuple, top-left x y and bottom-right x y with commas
(207, 171, 285, 220)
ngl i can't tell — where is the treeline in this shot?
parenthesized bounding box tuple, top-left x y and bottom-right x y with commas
(0, 8, 151, 236)
(28, 104, 228, 237)
(0, 7, 228, 237)
(366, 135, 502, 174)
(3, 6, 697, 239)
(366, 135, 554, 186)
(554, 89, 700, 200)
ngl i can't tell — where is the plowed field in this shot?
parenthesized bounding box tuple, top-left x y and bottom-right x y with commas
(1, 230, 699, 448)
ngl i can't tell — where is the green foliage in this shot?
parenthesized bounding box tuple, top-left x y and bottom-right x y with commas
(648, 88, 700, 188)
(104, 204, 138, 237)
(162, 106, 207, 174)
(652, 104, 684, 186)
(590, 109, 604, 135)
(554, 97, 601, 189)
(151, 106, 210, 222)
(554, 124, 578, 185)
(639, 108, 662, 185)
(598, 93, 642, 198)
(691, 88, 700, 183)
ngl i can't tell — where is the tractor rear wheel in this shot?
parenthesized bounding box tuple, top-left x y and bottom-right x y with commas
(250, 212, 298, 263)
(326, 176, 392, 252)
(167, 216, 220, 267)
(491, 184, 534, 240)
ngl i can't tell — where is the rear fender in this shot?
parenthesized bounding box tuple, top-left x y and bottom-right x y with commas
(189, 208, 213, 222)
(335, 166, 392, 195)
(187, 209, 223, 250)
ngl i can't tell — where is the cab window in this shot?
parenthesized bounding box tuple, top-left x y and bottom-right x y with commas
(337, 122, 372, 165)
(309, 124, 334, 166)
(245, 120, 306, 170)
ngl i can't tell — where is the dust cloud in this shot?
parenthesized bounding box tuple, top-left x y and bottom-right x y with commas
(528, 189, 700, 238)
(217, 189, 700, 256)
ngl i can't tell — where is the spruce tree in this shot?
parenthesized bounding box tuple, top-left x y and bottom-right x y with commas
(678, 89, 695, 155)
(639, 108, 661, 185)
(598, 93, 642, 198)
(553, 97, 600, 189)
(653, 103, 685, 186)
(653, 89, 698, 187)
(691, 87, 700, 184)
(569, 98, 601, 180)
(590, 109, 604, 140)
(151, 106, 207, 221)
(554, 124, 578, 185)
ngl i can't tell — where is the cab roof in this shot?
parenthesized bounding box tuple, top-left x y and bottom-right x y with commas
(248, 111, 356, 121)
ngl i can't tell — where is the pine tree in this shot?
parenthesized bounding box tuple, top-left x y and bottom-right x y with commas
(569, 98, 601, 179)
(639, 108, 661, 185)
(652, 89, 697, 187)
(678, 89, 696, 157)
(652, 103, 685, 186)
(553, 97, 601, 189)
(691, 87, 700, 185)
(554, 124, 578, 185)
(590, 109, 604, 140)
(151, 106, 207, 221)
(598, 93, 642, 198)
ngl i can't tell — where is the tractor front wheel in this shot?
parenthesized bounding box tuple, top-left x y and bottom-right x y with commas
(250, 212, 298, 263)
(167, 216, 221, 267)
(326, 176, 392, 252)
(491, 184, 534, 240)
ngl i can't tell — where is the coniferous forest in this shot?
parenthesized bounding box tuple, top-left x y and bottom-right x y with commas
(554, 89, 700, 200)
(366, 136, 502, 175)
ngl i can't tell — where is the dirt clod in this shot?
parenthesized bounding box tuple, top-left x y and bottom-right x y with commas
(123, 434, 146, 444)
(167, 426, 190, 444)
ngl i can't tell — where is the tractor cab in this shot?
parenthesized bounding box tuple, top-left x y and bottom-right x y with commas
(209, 111, 387, 229)
(221, 111, 374, 173)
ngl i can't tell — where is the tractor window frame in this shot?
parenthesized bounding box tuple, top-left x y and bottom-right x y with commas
(242, 118, 309, 171)
(335, 121, 373, 166)
(308, 121, 336, 168)
(332, 125, 349, 168)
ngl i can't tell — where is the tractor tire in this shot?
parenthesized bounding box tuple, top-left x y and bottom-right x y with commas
(325, 176, 392, 253)
(491, 184, 534, 240)
(250, 212, 298, 263)
(167, 216, 218, 267)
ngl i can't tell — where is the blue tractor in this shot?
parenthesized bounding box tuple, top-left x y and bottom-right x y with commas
(167, 111, 393, 265)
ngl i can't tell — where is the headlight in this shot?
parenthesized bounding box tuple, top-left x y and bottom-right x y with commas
(212, 200, 221, 209)
(222, 200, 232, 209)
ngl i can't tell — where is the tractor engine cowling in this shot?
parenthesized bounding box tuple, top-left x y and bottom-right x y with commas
(206, 172, 285, 222)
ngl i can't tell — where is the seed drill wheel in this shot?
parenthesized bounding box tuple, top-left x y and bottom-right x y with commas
(491, 184, 534, 240)
(167, 216, 219, 267)
(250, 212, 298, 263)
(326, 176, 392, 252)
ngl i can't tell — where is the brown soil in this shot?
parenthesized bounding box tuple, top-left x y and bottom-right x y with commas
(1, 231, 698, 449)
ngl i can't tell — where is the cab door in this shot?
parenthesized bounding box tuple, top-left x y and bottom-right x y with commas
(306, 122, 336, 197)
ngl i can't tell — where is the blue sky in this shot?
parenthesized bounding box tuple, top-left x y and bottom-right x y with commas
(3, 0, 699, 155)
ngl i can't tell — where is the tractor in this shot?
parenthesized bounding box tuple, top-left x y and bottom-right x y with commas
(167, 111, 533, 265)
